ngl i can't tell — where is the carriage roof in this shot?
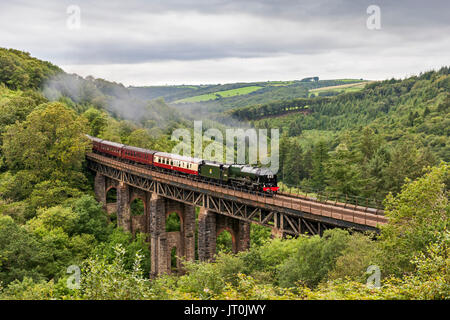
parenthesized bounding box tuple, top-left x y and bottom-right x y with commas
(154, 152, 203, 164)
(123, 145, 158, 154)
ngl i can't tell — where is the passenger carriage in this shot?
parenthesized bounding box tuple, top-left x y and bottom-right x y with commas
(153, 152, 202, 175)
(122, 145, 157, 166)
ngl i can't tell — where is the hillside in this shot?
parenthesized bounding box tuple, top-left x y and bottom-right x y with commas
(308, 81, 371, 97)
(0, 48, 448, 301)
(228, 67, 449, 200)
(129, 79, 366, 112)
(0, 48, 62, 90)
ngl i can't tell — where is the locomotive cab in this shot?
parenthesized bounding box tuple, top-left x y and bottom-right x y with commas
(261, 172, 279, 193)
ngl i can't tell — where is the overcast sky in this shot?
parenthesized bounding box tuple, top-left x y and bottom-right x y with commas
(0, 0, 449, 86)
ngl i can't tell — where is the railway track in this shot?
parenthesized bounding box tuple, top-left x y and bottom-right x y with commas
(91, 152, 385, 216)
(276, 191, 384, 216)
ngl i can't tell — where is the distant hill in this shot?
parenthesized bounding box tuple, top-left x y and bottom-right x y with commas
(128, 79, 365, 109)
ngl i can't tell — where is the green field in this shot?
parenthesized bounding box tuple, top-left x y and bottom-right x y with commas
(308, 81, 371, 97)
(174, 85, 263, 103)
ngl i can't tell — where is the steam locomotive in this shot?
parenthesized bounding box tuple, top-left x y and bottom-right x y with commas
(87, 135, 279, 193)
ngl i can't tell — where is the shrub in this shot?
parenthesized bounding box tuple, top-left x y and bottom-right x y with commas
(278, 229, 351, 288)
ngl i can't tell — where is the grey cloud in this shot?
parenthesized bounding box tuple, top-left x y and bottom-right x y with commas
(0, 0, 448, 83)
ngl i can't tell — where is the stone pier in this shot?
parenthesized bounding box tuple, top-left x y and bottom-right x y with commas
(93, 172, 251, 277)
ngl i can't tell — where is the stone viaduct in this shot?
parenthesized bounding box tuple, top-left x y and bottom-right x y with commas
(89, 153, 387, 277)
(94, 173, 250, 277)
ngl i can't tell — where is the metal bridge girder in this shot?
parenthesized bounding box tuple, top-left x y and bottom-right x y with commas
(87, 155, 383, 236)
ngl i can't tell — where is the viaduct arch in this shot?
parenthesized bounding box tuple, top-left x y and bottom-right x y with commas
(94, 172, 250, 276)
(89, 153, 386, 277)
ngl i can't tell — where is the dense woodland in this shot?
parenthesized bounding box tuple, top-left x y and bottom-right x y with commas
(0, 48, 448, 300)
(248, 68, 449, 202)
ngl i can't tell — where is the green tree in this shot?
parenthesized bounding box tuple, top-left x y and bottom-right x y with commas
(2, 102, 90, 182)
(65, 195, 109, 241)
(311, 140, 329, 189)
(0, 90, 47, 143)
(93, 229, 151, 275)
(0, 216, 48, 284)
(0, 48, 61, 90)
(283, 142, 305, 185)
(25, 180, 83, 217)
(278, 133, 292, 181)
(328, 232, 380, 282)
(127, 128, 155, 149)
(79, 245, 153, 300)
(278, 229, 351, 288)
(26, 206, 97, 279)
(325, 143, 367, 195)
(365, 146, 390, 198)
(383, 141, 436, 194)
(82, 107, 108, 137)
(379, 162, 449, 276)
(358, 127, 382, 162)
